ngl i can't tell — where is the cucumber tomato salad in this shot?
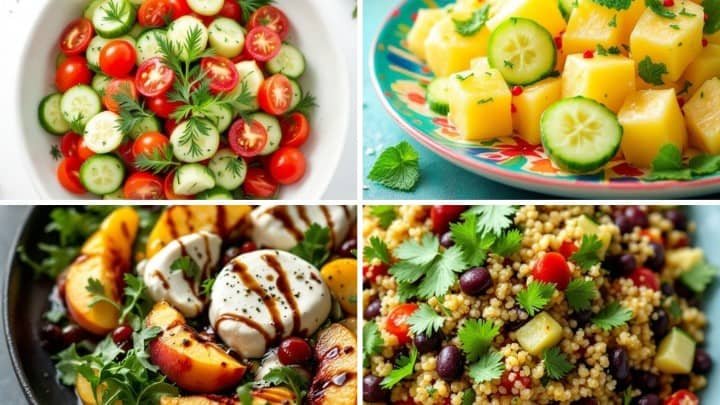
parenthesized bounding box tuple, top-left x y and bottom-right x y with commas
(40, 0, 316, 199)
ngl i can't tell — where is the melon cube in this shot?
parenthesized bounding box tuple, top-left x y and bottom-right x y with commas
(424, 14, 491, 77)
(618, 89, 687, 168)
(563, 0, 625, 56)
(512, 78, 562, 145)
(681, 44, 720, 96)
(630, 1, 704, 84)
(562, 54, 636, 112)
(407, 9, 445, 61)
(448, 69, 513, 141)
(683, 78, 720, 154)
(487, 0, 567, 37)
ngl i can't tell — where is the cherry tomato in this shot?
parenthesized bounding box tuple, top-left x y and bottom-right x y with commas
(103, 78, 137, 113)
(278, 337, 313, 365)
(59, 19, 94, 56)
(99, 40, 137, 78)
(385, 303, 418, 345)
(280, 112, 310, 148)
(269, 147, 306, 185)
(132, 132, 169, 158)
(248, 5, 290, 40)
(138, 0, 173, 27)
(168, 0, 192, 19)
(116, 141, 136, 167)
(55, 56, 92, 92)
(228, 118, 268, 157)
(201, 56, 239, 93)
(77, 139, 95, 161)
(258, 74, 293, 115)
(60, 132, 82, 158)
(245, 26, 282, 62)
(147, 92, 182, 119)
(219, 0, 242, 20)
(57, 157, 85, 194)
(194, 13, 216, 26)
(430, 205, 466, 234)
(165, 118, 180, 135)
(532, 252, 571, 290)
(123, 172, 164, 199)
(135, 57, 174, 97)
(664, 390, 699, 405)
(500, 370, 532, 395)
(163, 171, 190, 199)
(629, 267, 660, 291)
(558, 240, 579, 259)
(231, 46, 266, 69)
(243, 167, 278, 198)
(363, 263, 389, 282)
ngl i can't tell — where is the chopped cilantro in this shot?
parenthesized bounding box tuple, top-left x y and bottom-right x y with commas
(638, 56, 668, 86)
(645, 144, 692, 181)
(704, 0, 720, 34)
(408, 303, 445, 336)
(646, 0, 676, 18)
(363, 321, 383, 367)
(468, 350, 505, 383)
(450, 214, 495, 266)
(542, 347, 574, 380)
(492, 229, 523, 257)
(504, 60, 514, 69)
(462, 389, 476, 405)
(370, 205, 397, 228)
(290, 224, 331, 267)
(453, 6, 490, 36)
(679, 7, 696, 17)
(368, 141, 421, 191)
(570, 234, 603, 271)
(477, 97, 494, 104)
(670, 24, 680, 30)
(591, 0, 632, 10)
(609, 14, 618, 27)
(517, 281, 556, 316)
(592, 301, 633, 331)
(465, 205, 517, 235)
(364, 236, 392, 265)
(565, 279, 598, 311)
(458, 319, 500, 362)
(381, 346, 418, 388)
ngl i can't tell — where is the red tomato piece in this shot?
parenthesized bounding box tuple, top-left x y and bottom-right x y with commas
(201, 56, 239, 93)
(139, 0, 173, 27)
(248, 6, 290, 40)
(168, 0, 192, 19)
(243, 167, 278, 198)
(219, 0, 242, 20)
(500, 370, 532, 395)
(60, 132, 82, 159)
(135, 57, 174, 97)
(280, 112, 310, 148)
(269, 147, 306, 185)
(55, 56, 92, 92)
(430, 205, 467, 235)
(363, 263, 389, 282)
(123, 172, 164, 200)
(664, 390, 699, 405)
(57, 157, 85, 194)
(59, 19, 94, 56)
(77, 139, 95, 162)
(629, 267, 660, 291)
(228, 118, 268, 157)
(558, 240, 579, 259)
(103, 78, 137, 113)
(385, 303, 418, 345)
(132, 132, 169, 158)
(532, 252, 571, 290)
(147, 92, 182, 119)
(258, 74, 293, 115)
(116, 141, 136, 167)
(245, 26, 282, 62)
(99, 40, 137, 78)
(164, 118, 180, 135)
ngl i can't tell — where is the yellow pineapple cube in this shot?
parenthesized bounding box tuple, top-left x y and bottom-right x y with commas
(448, 69, 513, 141)
(562, 53, 636, 112)
(681, 44, 720, 96)
(636, 76, 682, 91)
(487, 0, 567, 37)
(618, 0, 647, 43)
(455, 0, 495, 12)
(684, 78, 720, 154)
(631, 0, 704, 84)
(618, 89, 687, 168)
(512, 78, 562, 145)
(424, 14, 491, 77)
(563, 0, 625, 56)
(470, 56, 490, 71)
(407, 9, 445, 61)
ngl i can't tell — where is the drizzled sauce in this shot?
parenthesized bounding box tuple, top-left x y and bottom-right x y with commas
(262, 253, 305, 336)
(215, 206, 227, 237)
(319, 206, 336, 248)
(296, 206, 312, 228)
(268, 206, 305, 241)
(231, 260, 284, 343)
(213, 313, 273, 347)
(153, 270, 170, 289)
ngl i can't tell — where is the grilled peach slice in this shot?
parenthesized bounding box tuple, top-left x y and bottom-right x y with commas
(308, 323, 357, 405)
(159, 387, 295, 405)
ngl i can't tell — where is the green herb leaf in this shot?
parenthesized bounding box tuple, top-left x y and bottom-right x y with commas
(680, 261, 718, 293)
(381, 346, 418, 389)
(646, 144, 692, 181)
(591, 0, 631, 10)
(565, 279, 598, 311)
(592, 301, 633, 331)
(638, 56, 669, 85)
(468, 350, 505, 383)
(458, 319, 500, 362)
(461, 389, 476, 405)
(450, 213, 495, 266)
(263, 366, 310, 405)
(364, 236, 392, 265)
(417, 245, 467, 298)
(200, 276, 215, 298)
(134, 145, 179, 174)
(646, 0, 676, 18)
(171, 256, 201, 283)
(453, 6, 490, 36)
(408, 303, 445, 336)
(570, 234, 603, 271)
(369, 205, 397, 228)
(363, 321, 383, 367)
(238, 0, 275, 22)
(704, 0, 720, 34)
(689, 154, 720, 175)
(493, 229, 523, 257)
(517, 281, 556, 316)
(368, 141, 421, 191)
(86, 278, 121, 311)
(465, 206, 517, 235)
(395, 233, 440, 266)
(289, 224, 331, 267)
(293, 91, 318, 116)
(542, 347, 574, 380)
(237, 382, 254, 405)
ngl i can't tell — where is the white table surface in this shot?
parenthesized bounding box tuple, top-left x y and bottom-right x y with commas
(0, 0, 358, 201)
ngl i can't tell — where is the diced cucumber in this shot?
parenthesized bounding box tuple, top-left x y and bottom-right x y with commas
(187, 0, 224, 16)
(84, 0, 105, 20)
(170, 119, 220, 163)
(230, 61, 264, 112)
(426, 77, 450, 115)
(92, 74, 112, 96)
(92, 0, 136, 38)
(87, 35, 135, 67)
(80, 154, 126, 195)
(208, 148, 247, 190)
(198, 186, 234, 200)
(167, 16, 208, 61)
(83, 111, 125, 153)
(288, 79, 302, 111)
(128, 116, 161, 139)
(515, 312, 563, 356)
(541, 97, 622, 173)
(38, 94, 71, 135)
(129, 23, 146, 39)
(208, 17, 245, 58)
(251, 113, 282, 156)
(266, 44, 306, 79)
(136, 29, 167, 64)
(655, 328, 696, 374)
(559, 0, 578, 20)
(60, 85, 102, 129)
(488, 17, 556, 85)
(174, 163, 216, 195)
(204, 104, 234, 133)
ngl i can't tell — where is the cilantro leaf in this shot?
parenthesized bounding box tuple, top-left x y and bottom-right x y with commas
(462, 389, 476, 405)
(542, 347, 574, 380)
(395, 233, 440, 265)
(408, 303, 445, 336)
(368, 141, 421, 191)
(381, 346, 418, 389)
(493, 229, 523, 257)
(680, 261, 718, 293)
(369, 205, 397, 228)
(458, 319, 500, 362)
(389, 261, 427, 284)
(646, 0, 676, 18)
(450, 214, 495, 266)
(397, 281, 419, 302)
(237, 382, 254, 405)
(364, 236, 392, 265)
(517, 281, 556, 316)
(264, 366, 310, 405)
(689, 154, 720, 175)
(592, 301, 633, 331)
(289, 224, 331, 267)
(453, 5, 490, 36)
(363, 321, 383, 367)
(704, 0, 720, 34)
(646, 144, 692, 181)
(565, 279, 598, 311)
(638, 56, 668, 86)
(119, 273, 153, 328)
(591, 0, 631, 9)
(468, 350, 505, 383)
(417, 245, 467, 298)
(570, 234, 603, 270)
(465, 206, 517, 235)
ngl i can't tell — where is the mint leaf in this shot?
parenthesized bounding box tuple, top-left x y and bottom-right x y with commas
(638, 56, 668, 85)
(591, 0, 632, 10)
(368, 141, 420, 191)
(689, 154, 720, 175)
(453, 5, 490, 36)
(646, 144, 692, 181)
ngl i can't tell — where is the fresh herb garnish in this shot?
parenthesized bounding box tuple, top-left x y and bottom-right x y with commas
(592, 301, 633, 331)
(450, 213, 495, 266)
(565, 279, 598, 311)
(263, 366, 309, 405)
(458, 319, 500, 362)
(453, 6, 490, 36)
(462, 389, 476, 405)
(679, 7, 696, 17)
(570, 234, 603, 271)
(646, 0, 676, 18)
(493, 229, 523, 257)
(238, 0, 275, 22)
(119, 274, 154, 330)
(293, 92, 318, 116)
(517, 281, 556, 316)
(638, 56, 668, 85)
(542, 347, 574, 380)
(134, 145, 180, 174)
(477, 97, 494, 104)
(236, 382, 254, 405)
(680, 261, 718, 293)
(704, 0, 720, 34)
(381, 346, 418, 389)
(591, 0, 632, 10)
(595, 44, 621, 55)
(645, 144, 692, 181)
(368, 141, 421, 191)
(289, 224, 331, 267)
(50, 144, 62, 160)
(408, 303, 445, 336)
(465, 206, 517, 235)
(171, 256, 202, 284)
(468, 350, 505, 383)
(363, 321, 384, 367)
(364, 236, 392, 265)
(369, 205, 397, 228)
(86, 277, 121, 311)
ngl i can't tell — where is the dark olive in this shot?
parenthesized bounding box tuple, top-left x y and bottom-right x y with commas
(437, 345, 464, 381)
(364, 298, 382, 319)
(459, 267, 492, 296)
(644, 242, 665, 272)
(40, 323, 65, 353)
(634, 393, 660, 405)
(614, 215, 634, 235)
(572, 309, 593, 327)
(414, 332, 443, 354)
(338, 239, 357, 258)
(362, 374, 389, 402)
(624, 206, 649, 229)
(609, 347, 630, 381)
(693, 348, 713, 374)
(665, 209, 688, 231)
(440, 231, 454, 248)
(660, 282, 675, 297)
(650, 309, 670, 341)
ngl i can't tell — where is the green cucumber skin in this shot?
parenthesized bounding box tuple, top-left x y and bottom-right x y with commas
(80, 154, 126, 195)
(426, 78, 450, 115)
(488, 18, 556, 86)
(38, 94, 70, 135)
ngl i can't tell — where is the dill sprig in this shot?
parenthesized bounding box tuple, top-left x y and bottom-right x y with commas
(101, 0, 129, 25)
(178, 118, 213, 159)
(239, 0, 275, 22)
(293, 92, 318, 116)
(113, 90, 153, 135)
(134, 145, 180, 174)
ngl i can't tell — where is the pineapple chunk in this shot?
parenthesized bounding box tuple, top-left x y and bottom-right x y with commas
(666, 247, 704, 272)
(515, 312, 562, 356)
(631, 1, 704, 84)
(618, 89, 687, 168)
(424, 14, 491, 77)
(562, 54, 636, 112)
(618, 0, 647, 43)
(563, 0, 625, 56)
(512, 78, 562, 145)
(684, 78, 720, 154)
(487, 0, 567, 37)
(407, 9, 445, 61)
(577, 215, 612, 257)
(455, 0, 495, 12)
(470, 56, 491, 71)
(448, 69, 513, 141)
(655, 328, 696, 374)
(681, 44, 720, 96)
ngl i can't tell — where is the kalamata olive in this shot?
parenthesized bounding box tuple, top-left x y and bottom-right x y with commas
(363, 374, 389, 402)
(634, 393, 660, 405)
(650, 309, 670, 340)
(609, 347, 630, 381)
(459, 267, 492, 296)
(665, 210, 688, 231)
(604, 254, 637, 278)
(672, 374, 690, 390)
(364, 298, 382, 319)
(40, 323, 65, 352)
(440, 232, 454, 248)
(338, 239, 357, 258)
(570, 399, 598, 405)
(624, 206, 649, 229)
(645, 242, 665, 272)
(278, 337, 313, 365)
(414, 332, 443, 354)
(631, 369, 660, 392)
(62, 324, 89, 346)
(437, 345, 464, 381)
(661, 282, 675, 297)
(615, 215, 634, 235)
(111, 325, 133, 350)
(693, 348, 713, 374)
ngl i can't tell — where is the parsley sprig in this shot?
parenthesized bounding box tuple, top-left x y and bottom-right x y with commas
(134, 145, 180, 174)
(638, 56, 668, 86)
(262, 366, 309, 405)
(369, 206, 397, 228)
(570, 234, 603, 271)
(364, 236, 392, 265)
(646, 144, 720, 181)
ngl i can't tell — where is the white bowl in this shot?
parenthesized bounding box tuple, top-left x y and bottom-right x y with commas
(15, 0, 351, 200)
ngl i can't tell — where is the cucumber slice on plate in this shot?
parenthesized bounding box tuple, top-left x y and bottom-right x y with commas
(83, 111, 125, 153)
(540, 96, 622, 173)
(92, 74, 112, 96)
(559, 0, 578, 20)
(205, 104, 234, 133)
(288, 79, 302, 111)
(39, 93, 71, 135)
(187, 0, 224, 16)
(84, 0, 105, 20)
(92, 0, 136, 38)
(208, 17, 245, 58)
(208, 148, 247, 190)
(174, 163, 216, 195)
(170, 119, 220, 162)
(128, 115, 161, 139)
(231, 61, 264, 112)
(267, 44, 306, 79)
(488, 17, 556, 86)
(61, 85, 102, 128)
(250, 112, 282, 156)
(198, 186, 234, 200)
(426, 77, 450, 115)
(87, 35, 135, 67)
(167, 16, 208, 61)
(80, 154, 126, 195)
(136, 29, 167, 64)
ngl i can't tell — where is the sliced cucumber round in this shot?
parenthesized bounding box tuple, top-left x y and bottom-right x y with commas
(230, 61, 264, 113)
(267, 44, 306, 79)
(167, 16, 208, 61)
(91, 74, 112, 96)
(170, 119, 220, 163)
(60, 85, 102, 128)
(83, 111, 125, 153)
(541, 96, 622, 173)
(92, 0, 135, 38)
(288, 79, 302, 111)
(84, 0, 105, 20)
(80, 154, 126, 195)
(488, 17, 556, 86)
(136, 29, 167, 64)
(187, 0, 224, 16)
(39, 93, 71, 135)
(426, 77, 450, 115)
(208, 148, 247, 190)
(204, 104, 234, 133)
(174, 163, 216, 195)
(128, 115, 161, 139)
(208, 17, 245, 58)
(198, 186, 234, 200)
(559, 0, 578, 20)
(251, 113, 282, 156)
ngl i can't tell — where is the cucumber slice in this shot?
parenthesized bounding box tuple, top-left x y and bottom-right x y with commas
(136, 29, 167, 64)
(288, 79, 302, 111)
(39, 94, 71, 135)
(167, 16, 208, 61)
(426, 77, 450, 115)
(170, 119, 220, 162)
(559, 0, 578, 20)
(198, 186, 234, 200)
(251, 113, 282, 156)
(129, 23, 146, 39)
(83, 111, 125, 153)
(87, 35, 135, 67)
(488, 17, 556, 86)
(60, 85, 102, 128)
(128, 115, 161, 139)
(540, 96, 622, 173)
(230, 61, 264, 112)
(92, 0, 136, 38)
(84, 0, 105, 20)
(174, 163, 216, 195)
(208, 17, 245, 58)
(91, 74, 112, 96)
(103, 188, 126, 200)
(80, 154, 126, 195)
(266, 44, 306, 79)
(187, 0, 224, 16)
(204, 104, 234, 133)
(208, 148, 247, 190)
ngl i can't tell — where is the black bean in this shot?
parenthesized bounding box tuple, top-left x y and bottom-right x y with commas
(672, 374, 690, 390)
(440, 231, 454, 248)
(362, 374, 389, 402)
(459, 267, 492, 296)
(338, 239, 357, 258)
(437, 345, 464, 381)
(414, 332, 443, 354)
(573, 309, 593, 327)
(650, 309, 670, 341)
(644, 242, 665, 272)
(631, 369, 660, 393)
(604, 254, 636, 278)
(665, 209, 688, 231)
(615, 215, 634, 235)
(661, 282, 675, 297)
(364, 298, 381, 319)
(634, 394, 660, 405)
(693, 348, 713, 374)
(624, 206, 649, 229)
(609, 347, 630, 382)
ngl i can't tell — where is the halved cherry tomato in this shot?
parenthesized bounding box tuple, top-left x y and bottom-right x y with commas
(168, 0, 192, 19)
(243, 167, 278, 198)
(532, 252, 571, 290)
(60, 132, 82, 159)
(430, 205, 466, 234)
(228, 118, 268, 157)
(258, 74, 293, 115)
(629, 267, 660, 291)
(500, 370, 532, 394)
(117, 141, 136, 167)
(133, 132, 169, 157)
(99, 40, 137, 78)
(57, 157, 85, 194)
(123, 172, 164, 199)
(245, 26, 282, 62)
(219, 0, 242, 20)
(363, 263, 389, 282)
(201, 56, 239, 93)
(138, 0, 173, 27)
(135, 57, 174, 97)
(664, 390, 699, 405)
(165, 118, 180, 135)
(55, 56, 92, 92)
(147, 92, 182, 119)
(280, 112, 310, 148)
(558, 240, 579, 259)
(163, 171, 191, 200)
(77, 139, 95, 161)
(386, 303, 418, 345)
(248, 6, 290, 40)
(269, 147, 306, 185)
(103, 78, 137, 113)
(59, 19, 94, 56)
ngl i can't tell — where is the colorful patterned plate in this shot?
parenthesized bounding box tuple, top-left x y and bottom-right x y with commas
(370, 0, 720, 199)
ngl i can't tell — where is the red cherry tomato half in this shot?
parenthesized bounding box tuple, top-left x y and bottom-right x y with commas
(60, 132, 82, 159)
(77, 139, 95, 161)
(219, 0, 242, 20)
(386, 303, 418, 345)
(99, 40, 137, 78)
(558, 240, 579, 259)
(55, 56, 92, 92)
(248, 5, 290, 40)
(258, 74, 293, 115)
(147, 92, 182, 119)
(123, 172, 164, 200)
(500, 370, 532, 394)
(57, 157, 86, 194)
(243, 167, 278, 198)
(116, 141, 136, 167)
(165, 118, 180, 135)
(168, 0, 192, 19)
(135, 57, 175, 97)
(132, 132, 169, 158)
(138, 0, 173, 27)
(629, 267, 660, 291)
(59, 19, 94, 56)
(228, 118, 268, 157)
(430, 205, 467, 235)
(664, 390, 699, 405)
(532, 252, 571, 290)
(201, 56, 239, 93)
(245, 26, 282, 62)
(269, 147, 306, 185)
(280, 112, 310, 148)
(103, 78, 137, 113)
